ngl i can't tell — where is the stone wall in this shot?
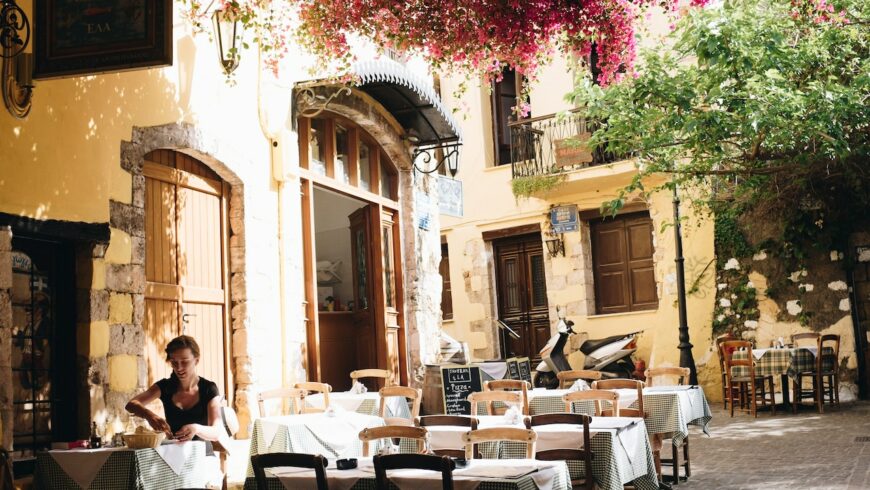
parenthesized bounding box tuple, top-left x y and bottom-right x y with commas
(0, 227, 12, 450)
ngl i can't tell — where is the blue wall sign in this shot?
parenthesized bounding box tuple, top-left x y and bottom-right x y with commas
(550, 205, 579, 233)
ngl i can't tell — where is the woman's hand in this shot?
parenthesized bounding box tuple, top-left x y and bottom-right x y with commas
(147, 415, 172, 437)
(174, 424, 199, 442)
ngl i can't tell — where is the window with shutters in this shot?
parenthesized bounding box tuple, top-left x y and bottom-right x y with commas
(590, 212, 658, 314)
(491, 67, 529, 166)
(440, 243, 453, 320)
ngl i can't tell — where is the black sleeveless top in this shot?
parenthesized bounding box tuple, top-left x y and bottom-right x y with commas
(155, 374, 219, 434)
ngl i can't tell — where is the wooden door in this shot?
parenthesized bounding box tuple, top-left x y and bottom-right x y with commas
(349, 206, 377, 384)
(851, 245, 870, 399)
(495, 235, 550, 361)
(144, 153, 231, 396)
(591, 212, 657, 314)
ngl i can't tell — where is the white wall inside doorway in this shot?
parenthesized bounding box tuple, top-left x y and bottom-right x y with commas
(313, 187, 366, 309)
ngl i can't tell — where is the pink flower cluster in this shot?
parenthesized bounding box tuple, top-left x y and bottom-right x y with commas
(294, 0, 708, 85)
(789, 0, 850, 24)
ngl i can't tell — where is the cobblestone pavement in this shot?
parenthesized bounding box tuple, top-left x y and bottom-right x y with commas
(679, 400, 870, 489)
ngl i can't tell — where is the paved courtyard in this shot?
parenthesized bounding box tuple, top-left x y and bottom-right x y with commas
(680, 400, 870, 489)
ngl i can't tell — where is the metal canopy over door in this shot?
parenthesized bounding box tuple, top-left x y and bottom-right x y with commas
(143, 151, 231, 397)
(495, 234, 550, 361)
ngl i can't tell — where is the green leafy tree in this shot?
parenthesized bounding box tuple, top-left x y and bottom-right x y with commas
(571, 0, 870, 263)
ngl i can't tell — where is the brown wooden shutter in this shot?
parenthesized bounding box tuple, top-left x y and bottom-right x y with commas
(591, 212, 657, 314)
(440, 243, 453, 320)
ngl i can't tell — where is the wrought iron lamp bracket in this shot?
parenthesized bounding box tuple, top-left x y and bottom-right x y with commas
(410, 140, 462, 177)
(1, 0, 31, 118)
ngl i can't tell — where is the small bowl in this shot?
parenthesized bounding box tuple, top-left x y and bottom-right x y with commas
(336, 458, 358, 470)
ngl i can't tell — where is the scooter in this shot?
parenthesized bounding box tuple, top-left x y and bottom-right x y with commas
(531, 315, 641, 389)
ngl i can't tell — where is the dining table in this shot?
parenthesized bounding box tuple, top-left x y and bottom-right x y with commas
(731, 346, 835, 407)
(244, 456, 572, 490)
(421, 414, 659, 490)
(246, 411, 386, 477)
(305, 391, 411, 419)
(33, 440, 221, 490)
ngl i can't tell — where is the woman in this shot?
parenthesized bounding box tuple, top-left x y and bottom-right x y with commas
(125, 335, 223, 442)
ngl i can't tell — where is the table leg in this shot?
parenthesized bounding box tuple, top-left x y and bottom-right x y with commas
(780, 374, 791, 410)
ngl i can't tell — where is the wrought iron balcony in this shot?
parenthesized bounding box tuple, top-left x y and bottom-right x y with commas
(509, 110, 625, 179)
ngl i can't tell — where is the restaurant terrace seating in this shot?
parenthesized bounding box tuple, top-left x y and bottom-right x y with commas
(379, 385, 422, 426)
(294, 381, 333, 413)
(716, 333, 738, 410)
(645, 367, 691, 387)
(526, 413, 594, 490)
(556, 369, 602, 389)
(417, 415, 479, 458)
(468, 390, 524, 416)
(792, 333, 841, 413)
(374, 453, 456, 490)
(483, 379, 530, 415)
(462, 427, 537, 460)
(257, 387, 307, 417)
(359, 425, 429, 457)
(562, 389, 620, 416)
(251, 452, 329, 490)
(722, 340, 776, 417)
(645, 367, 692, 484)
(592, 379, 645, 417)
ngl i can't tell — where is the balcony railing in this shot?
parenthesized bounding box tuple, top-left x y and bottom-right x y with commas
(509, 110, 626, 179)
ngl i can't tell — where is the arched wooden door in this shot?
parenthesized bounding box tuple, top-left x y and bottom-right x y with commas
(143, 150, 232, 396)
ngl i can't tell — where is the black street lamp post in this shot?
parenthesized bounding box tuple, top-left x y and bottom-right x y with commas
(673, 184, 698, 384)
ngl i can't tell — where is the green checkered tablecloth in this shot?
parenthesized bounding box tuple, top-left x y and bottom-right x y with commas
(247, 412, 386, 477)
(731, 347, 835, 379)
(528, 386, 712, 446)
(243, 459, 572, 490)
(34, 442, 218, 490)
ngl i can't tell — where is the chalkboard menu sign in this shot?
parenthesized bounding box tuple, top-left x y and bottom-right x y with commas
(506, 358, 521, 380)
(517, 357, 533, 384)
(440, 365, 483, 415)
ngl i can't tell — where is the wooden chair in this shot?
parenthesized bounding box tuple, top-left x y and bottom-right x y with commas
(791, 333, 821, 413)
(294, 382, 332, 414)
(722, 340, 776, 417)
(350, 368, 393, 389)
(250, 452, 329, 490)
(359, 425, 429, 457)
(374, 453, 455, 490)
(467, 391, 524, 416)
(643, 368, 692, 484)
(257, 388, 306, 417)
(592, 379, 645, 417)
(644, 367, 691, 387)
(556, 369, 602, 389)
(526, 414, 594, 490)
(484, 379, 530, 415)
(417, 415, 479, 458)
(462, 427, 537, 460)
(792, 334, 840, 413)
(562, 390, 620, 416)
(715, 333, 737, 410)
(379, 385, 422, 426)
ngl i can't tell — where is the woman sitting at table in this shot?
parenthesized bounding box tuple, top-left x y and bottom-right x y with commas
(125, 335, 223, 442)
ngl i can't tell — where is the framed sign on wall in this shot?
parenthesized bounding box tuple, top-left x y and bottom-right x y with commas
(34, 0, 173, 79)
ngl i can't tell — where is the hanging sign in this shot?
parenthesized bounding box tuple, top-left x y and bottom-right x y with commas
(550, 205, 579, 233)
(437, 175, 463, 218)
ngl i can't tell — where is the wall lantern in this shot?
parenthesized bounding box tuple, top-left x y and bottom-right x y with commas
(212, 8, 240, 75)
(544, 229, 565, 258)
(1, 0, 33, 118)
(407, 134, 462, 177)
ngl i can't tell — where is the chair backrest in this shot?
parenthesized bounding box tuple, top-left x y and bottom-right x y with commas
(462, 427, 537, 459)
(350, 368, 393, 388)
(250, 452, 329, 490)
(721, 340, 754, 382)
(563, 389, 620, 416)
(715, 333, 735, 373)
(644, 367, 690, 387)
(359, 425, 429, 457)
(526, 413, 593, 486)
(295, 382, 333, 414)
(380, 386, 422, 426)
(483, 379, 530, 415)
(467, 390, 523, 416)
(593, 378, 644, 417)
(792, 332, 821, 348)
(417, 416, 478, 457)
(374, 453, 455, 490)
(257, 388, 306, 418)
(556, 370, 602, 389)
(819, 334, 840, 374)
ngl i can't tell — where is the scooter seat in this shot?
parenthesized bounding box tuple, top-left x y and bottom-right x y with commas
(580, 334, 632, 355)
